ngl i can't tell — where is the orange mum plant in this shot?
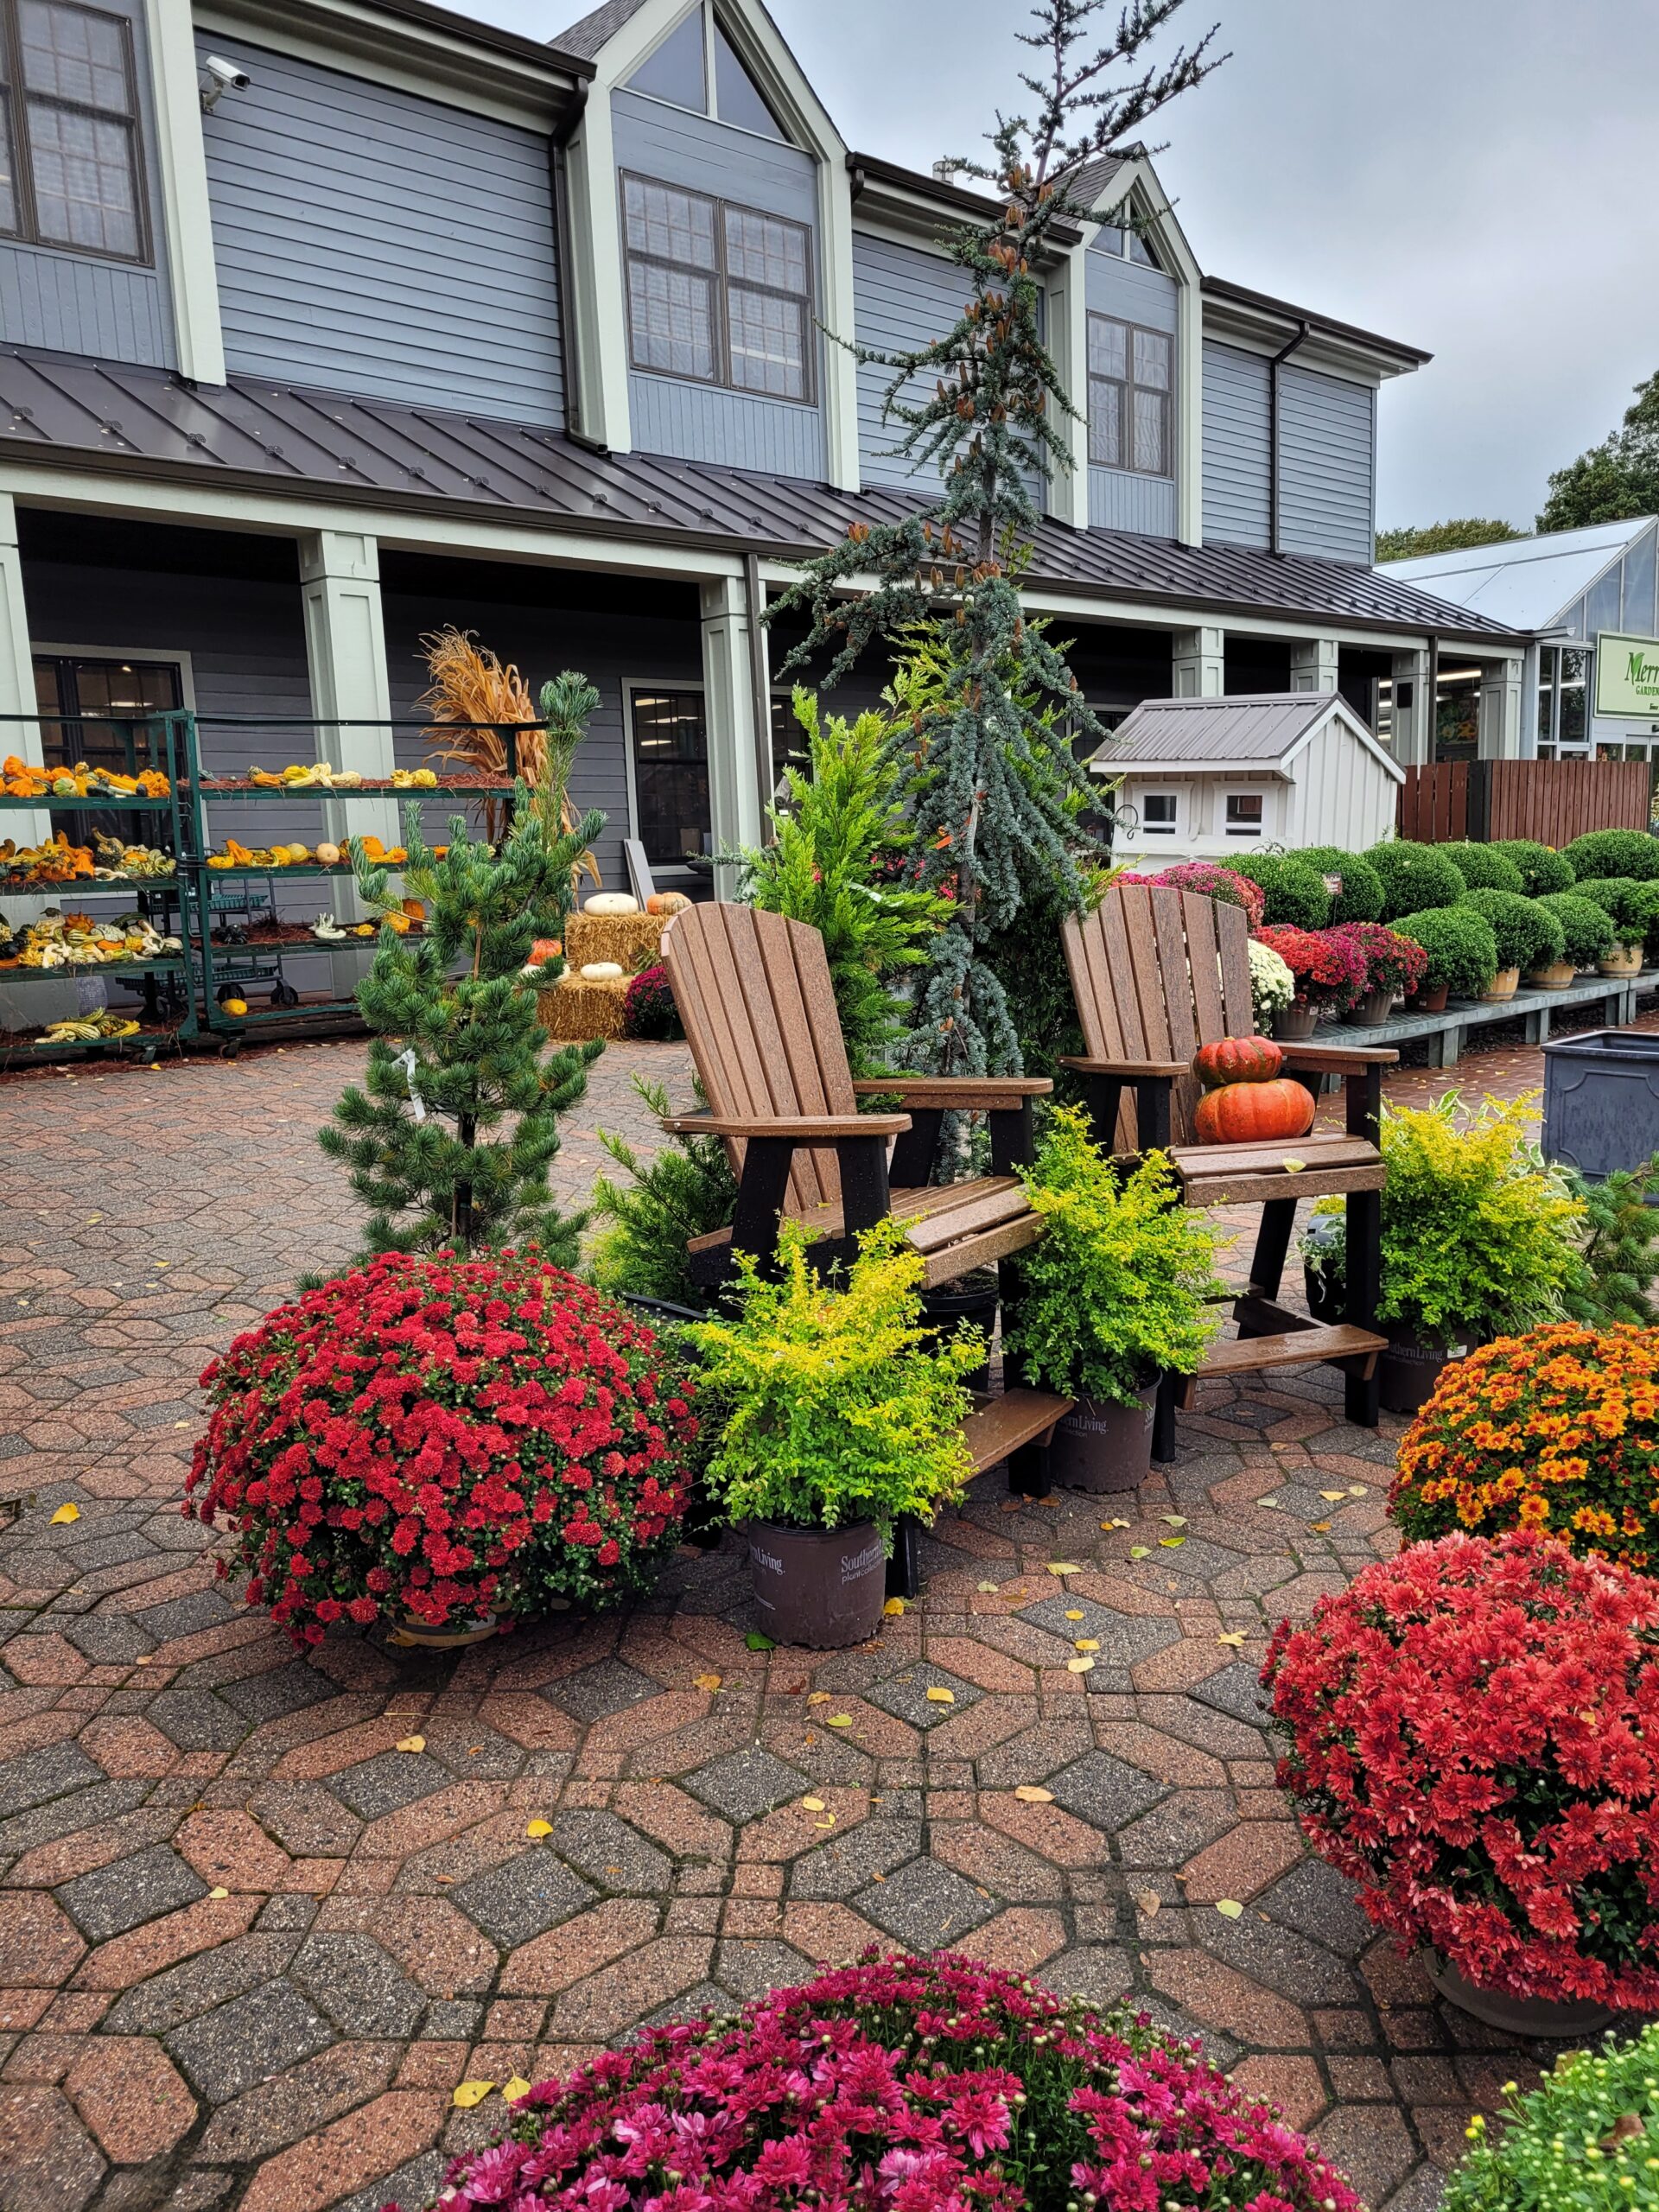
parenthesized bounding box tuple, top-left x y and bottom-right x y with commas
(1392, 1321, 1659, 1570)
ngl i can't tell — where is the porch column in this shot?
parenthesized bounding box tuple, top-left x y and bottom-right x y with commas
(700, 573, 765, 896)
(1478, 655, 1524, 760)
(299, 531, 398, 944)
(1171, 626, 1224, 698)
(0, 493, 46, 837)
(1390, 646, 1433, 766)
(1288, 637, 1340, 692)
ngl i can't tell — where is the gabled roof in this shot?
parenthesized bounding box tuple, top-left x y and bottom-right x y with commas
(556, 0, 652, 61)
(1379, 518, 1656, 631)
(1089, 691, 1406, 784)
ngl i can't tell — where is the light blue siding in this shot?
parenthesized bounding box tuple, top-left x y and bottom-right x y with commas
(1084, 250, 1179, 332)
(1277, 364, 1375, 563)
(1201, 340, 1270, 547)
(1084, 247, 1178, 535)
(1089, 469, 1176, 535)
(613, 89, 823, 477)
(203, 38, 563, 425)
(852, 231, 969, 490)
(0, 0, 173, 367)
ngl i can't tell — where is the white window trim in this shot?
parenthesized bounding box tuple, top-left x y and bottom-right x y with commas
(1138, 788, 1180, 835)
(143, 0, 224, 384)
(1223, 791, 1267, 836)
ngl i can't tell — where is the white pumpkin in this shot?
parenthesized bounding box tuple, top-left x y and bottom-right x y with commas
(584, 892, 639, 917)
(580, 960, 626, 981)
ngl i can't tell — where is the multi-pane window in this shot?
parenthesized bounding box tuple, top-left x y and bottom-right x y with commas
(630, 688, 712, 870)
(1224, 793, 1264, 836)
(1536, 645, 1590, 759)
(0, 0, 146, 262)
(622, 171, 811, 403)
(1087, 313, 1170, 476)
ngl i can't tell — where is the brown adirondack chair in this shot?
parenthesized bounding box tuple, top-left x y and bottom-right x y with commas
(1061, 881, 1395, 1440)
(659, 901, 1071, 1589)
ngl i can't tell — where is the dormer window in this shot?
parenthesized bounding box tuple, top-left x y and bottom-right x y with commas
(0, 0, 148, 264)
(622, 172, 812, 400)
(1093, 213, 1161, 270)
(1088, 313, 1170, 476)
(625, 4, 788, 143)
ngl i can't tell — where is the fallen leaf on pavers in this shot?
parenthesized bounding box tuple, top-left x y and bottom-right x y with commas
(1160, 1536, 1185, 1548)
(1135, 1890, 1160, 1916)
(814, 1816, 836, 1829)
(524, 1820, 553, 1839)
(1309, 1522, 1332, 1534)
(1102, 1518, 1130, 1530)
(870, 1872, 887, 1882)
(208, 1887, 229, 1900)
(806, 1691, 830, 1706)
(1349, 1486, 1367, 1497)
(86, 1213, 100, 1223)
(1046, 1562, 1081, 1576)
(825, 1713, 854, 1728)
(50, 1503, 79, 1525)
(503, 2079, 532, 2104)
(1319, 1491, 1348, 1502)
(925, 1687, 955, 1704)
(1065, 1609, 1084, 1622)
(884, 1598, 906, 1616)
(1075, 1638, 1100, 1652)
(1161, 1515, 1187, 1528)
(435, 1875, 455, 1885)
(1217, 1632, 1246, 1649)
(174, 1421, 189, 1430)
(1129, 1546, 1151, 1560)
(693, 1673, 723, 1693)
(1258, 1497, 1281, 1510)
(976, 1581, 1001, 1593)
(1067, 1656, 1095, 1674)
(746, 1631, 775, 1651)
(801, 1796, 826, 1812)
(1215, 1900, 1245, 1919)
(396, 1735, 426, 1753)
(452, 2082, 496, 2108)
(1014, 1786, 1053, 1803)
(135, 1655, 152, 1667)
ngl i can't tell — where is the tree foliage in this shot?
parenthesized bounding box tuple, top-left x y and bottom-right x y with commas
(1537, 370, 1659, 531)
(1375, 518, 1523, 562)
(770, 0, 1220, 1080)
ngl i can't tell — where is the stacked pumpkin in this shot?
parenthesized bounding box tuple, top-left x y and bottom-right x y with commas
(1192, 1036, 1315, 1144)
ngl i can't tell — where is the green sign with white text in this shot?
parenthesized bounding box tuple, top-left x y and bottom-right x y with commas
(1595, 631, 1659, 718)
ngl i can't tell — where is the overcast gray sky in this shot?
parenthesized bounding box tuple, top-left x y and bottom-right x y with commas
(470, 0, 1659, 535)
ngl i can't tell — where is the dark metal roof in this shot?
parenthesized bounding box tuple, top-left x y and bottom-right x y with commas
(302, 0, 594, 78)
(0, 349, 1522, 645)
(1200, 276, 1431, 367)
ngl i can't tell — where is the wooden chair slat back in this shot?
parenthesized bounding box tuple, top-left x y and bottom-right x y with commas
(1064, 884, 1256, 1146)
(663, 904, 855, 1214)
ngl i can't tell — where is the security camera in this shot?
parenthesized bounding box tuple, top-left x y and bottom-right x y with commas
(199, 54, 251, 111)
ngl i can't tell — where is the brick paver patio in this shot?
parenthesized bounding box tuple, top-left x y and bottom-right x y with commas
(0, 1024, 1631, 2212)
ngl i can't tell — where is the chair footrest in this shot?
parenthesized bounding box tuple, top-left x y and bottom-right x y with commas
(1189, 1324, 1387, 1394)
(962, 1387, 1074, 1473)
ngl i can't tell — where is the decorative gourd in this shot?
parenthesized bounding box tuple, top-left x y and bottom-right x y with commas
(314, 842, 341, 867)
(585, 892, 639, 917)
(580, 960, 626, 981)
(525, 938, 562, 967)
(647, 891, 691, 917)
(223, 997, 248, 1017)
(1193, 1077, 1314, 1146)
(1192, 1035, 1284, 1089)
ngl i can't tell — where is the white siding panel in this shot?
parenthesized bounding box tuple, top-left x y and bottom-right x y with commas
(1201, 340, 1270, 548)
(1278, 365, 1375, 564)
(1283, 722, 1395, 850)
(204, 37, 563, 424)
(1089, 467, 1177, 536)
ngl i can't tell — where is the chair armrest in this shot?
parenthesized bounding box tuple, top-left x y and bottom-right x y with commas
(1280, 1046, 1400, 1074)
(662, 1111, 911, 1139)
(849, 1077, 1052, 1104)
(1058, 1055, 1186, 1078)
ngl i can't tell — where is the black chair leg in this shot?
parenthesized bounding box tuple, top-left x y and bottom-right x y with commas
(1008, 1440, 1051, 1498)
(1153, 1373, 1179, 1462)
(1344, 1185, 1382, 1428)
(887, 1516, 921, 1599)
(1247, 1198, 1297, 1304)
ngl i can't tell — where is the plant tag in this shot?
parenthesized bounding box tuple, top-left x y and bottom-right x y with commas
(392, 1046, 427, 1122)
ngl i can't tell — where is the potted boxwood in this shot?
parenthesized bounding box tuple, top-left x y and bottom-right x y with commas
(1459, 887, 1564, 1001)
(1266, 1532, 1659, 2035)
(1570, 875, 1648, 974)
(1535, 889, 1616, 981)
(1360, 838, 1468, 922)
(1252, 923, 1367, 1037)
(1227, 851, 1331, 928)
(1287, 842, 1385, 923)
(1329, 921, 1426, 1025)
(1488, 836, 1575, 895)
(1006, 1105, 1221, 1491)
(1391, 906, 1498, 1005)
(685, 1217, 980, 1647)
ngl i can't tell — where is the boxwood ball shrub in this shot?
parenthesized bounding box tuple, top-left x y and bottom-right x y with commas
(1629, 879, 1659, 955)
(422, 1952, 1364, 2212)
(1393, 905, 1498, 998)
(1440, 841, 1525, 894)
(1490, 836, 1576, 895)
(1571, 875, 1645, 940)
(1538, 889, 1618, 968)
(1287, 843, 1385, 923)
(1459, 887, 1565, 975)
(185, 1251, 698, 1643)
(1226, 850, 1331, 927)
(1445, 2024, 1659, 2212)
(1363, 839, 1468, 921)
(1564, 826, 1659, 882)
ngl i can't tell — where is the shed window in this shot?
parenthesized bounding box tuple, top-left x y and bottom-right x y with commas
(1224, 793, 1264, 836)
(1088, 313, 1169, 476)
(0, 0, 146, 262)
(622, 171, 811, 402)
(1141, 792, 1179, 835)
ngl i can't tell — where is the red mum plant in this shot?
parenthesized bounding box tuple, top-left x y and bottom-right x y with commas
(416, 1951, 1359, 2212)
(1329, 921, 1427, 1001)
(1253, 924, 1368, 1015)
(621, 964, 684, 1042)
(1264, 1530, 1659, 2010)
(184, 1251, 697, 1646)
(1151, 859, 1268, 931)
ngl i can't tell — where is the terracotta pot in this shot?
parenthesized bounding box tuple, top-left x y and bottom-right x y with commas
(747, 1520, 886, 1649)
(1273, 1004, 1318, 1040)
(1048, 1383, 1158, 1492)
(1599, 943, 1643, 976)
(1527, 959, 1576, 990)
(1421, 1949, 1615, 2038)
(1479, 968, 1520, 1002)
(1351, 986, 1395, 1028)
(1408, 982, 1449, 1014)
(1377, 1326, 1462, 1416)
(389, 1611, 504, 1650)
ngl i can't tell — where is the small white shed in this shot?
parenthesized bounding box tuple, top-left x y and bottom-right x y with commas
(1089, 691, 1405, 866)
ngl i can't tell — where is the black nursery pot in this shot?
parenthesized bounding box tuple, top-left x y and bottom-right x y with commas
(747, 1521, 887, 1649)
(918, 1272, 999, 1393)
(1377, 1325, 1462, 1415)
(1048, 1383, 1158, 1492)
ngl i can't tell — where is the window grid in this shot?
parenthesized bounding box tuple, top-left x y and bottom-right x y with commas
(1224, 793, 1264, 836)
(620, 168, 813, 405)
(0, 0, 147, 264)
(1086, 311, 1170, 478)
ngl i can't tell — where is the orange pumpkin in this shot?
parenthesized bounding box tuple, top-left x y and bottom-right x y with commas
(646, 891, 692, 917)
(1192, 1035, 1284, 1090)
(526, 938, 563, 967)
(1193, 1077, 1314, 1146)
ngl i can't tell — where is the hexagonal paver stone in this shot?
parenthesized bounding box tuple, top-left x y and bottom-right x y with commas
(683, 1748, 807, 1823)
(552, 1810, 672, 1894)
(1117, 1791, 1237, 1870)
(855, 1857, 996, 1947)
(327, 1750, 451, 1821)
(1047, 1751, 1166, 1833)
(144, 1685, 249, 1754)
(58, 1844, 209, 1942)
(58, 1613, 155, 1665)
(1257, 1859, 1375, 1963)
(1132, 1537, 1244, 1586)
(788, 1820, 922, 1900)
(165, 1978, 334, 2104)
(715, 1939, 816, 1999)
(104, 1936, 301, 2037)
(0, 1740, 105, 1820)
(0, 2083, 105, 2212)
(864, 1663, 982, 1732)
(217, 1659, 337, 1724)
(645, 1980, 734, 2031)
(336, 2151, 448, 2212)
(543, 1658, 662, 1723)
(289, 1933, 424, 2037)
(135, 1587, 239, 1641)
(1192, 1661, 1274, 1731)
(454, 1850, 594, 1948)
(248, 1780, 363, 1858)
(1017, 1596, 1181, 1671)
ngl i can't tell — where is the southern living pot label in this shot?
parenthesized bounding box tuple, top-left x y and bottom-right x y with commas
(1062, 1401, 1154, 1438)
(839, 1538, 885, 1585)
(748, 1538, 785, 1578)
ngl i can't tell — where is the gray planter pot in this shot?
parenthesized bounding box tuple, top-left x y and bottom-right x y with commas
(1273, 1004, 1318, 1040)
(1048, 1383, 1157, 1492)
(1543, 1025, 1659, 1179)
(747, 1520, 886, 1649)
(1421, 1949, 1615, 2038)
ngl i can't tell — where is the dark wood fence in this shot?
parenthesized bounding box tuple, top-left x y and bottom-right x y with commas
(1398, 760, 1650, 846)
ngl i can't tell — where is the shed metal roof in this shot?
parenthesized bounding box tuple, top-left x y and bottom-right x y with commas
(0, 349, 1523, 644)
(1090, 690, 1406, 782)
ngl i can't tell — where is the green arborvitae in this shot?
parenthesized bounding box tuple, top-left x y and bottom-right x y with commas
(1560, 1154, 1659, 1327)
(320, 675, 606, 1262)
(737, 687, 948, 1075)
(768, 1, 1221, 1079)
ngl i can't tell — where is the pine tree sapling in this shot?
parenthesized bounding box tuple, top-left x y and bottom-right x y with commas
(590, 1076, 738, 1310)
(321, 684, 607, 1262)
